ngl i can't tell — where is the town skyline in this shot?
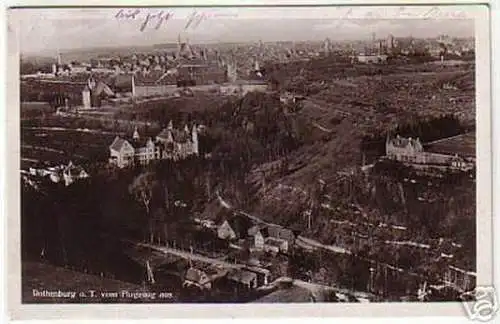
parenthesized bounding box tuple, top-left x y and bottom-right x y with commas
(12, 7, 475, 55)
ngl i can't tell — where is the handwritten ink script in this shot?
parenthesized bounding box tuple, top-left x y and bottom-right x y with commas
(185, 10, 223, 30)
(116, 9, 173, 31)
(335, 6, 468, 20)
(115, 8, 237, 32)
(330, 6, 468, 30)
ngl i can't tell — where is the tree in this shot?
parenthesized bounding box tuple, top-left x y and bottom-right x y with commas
(129, 172, 158, 243)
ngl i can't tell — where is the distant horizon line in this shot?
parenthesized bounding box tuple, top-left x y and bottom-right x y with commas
(21, 34, 475, 58)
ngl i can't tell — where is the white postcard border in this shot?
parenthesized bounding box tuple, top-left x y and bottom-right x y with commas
(4, 1, 493, 321)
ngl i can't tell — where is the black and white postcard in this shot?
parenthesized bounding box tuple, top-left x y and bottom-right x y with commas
(5, 2, 495, 321)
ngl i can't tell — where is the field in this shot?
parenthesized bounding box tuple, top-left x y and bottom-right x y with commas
(21, 102, 54, 120)
(426, 132, 476, 158)
(21, 126, 118, 168)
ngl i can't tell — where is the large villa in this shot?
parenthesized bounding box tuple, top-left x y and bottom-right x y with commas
(109, 122, 199, 168)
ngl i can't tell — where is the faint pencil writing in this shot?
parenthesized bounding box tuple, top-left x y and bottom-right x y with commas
(184, 10, 236, 30)
(333, 6, 467, 20)
(421, 7, 468, 19)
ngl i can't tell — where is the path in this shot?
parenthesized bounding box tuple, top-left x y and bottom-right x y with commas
(296, 236, 351, 255)
(312, 122, 333, 133)
(139, 243, 242, 269)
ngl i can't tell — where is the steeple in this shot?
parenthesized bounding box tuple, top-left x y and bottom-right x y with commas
(227, 61, 237, 83)
(167, 120, 173, 130)
(177, 33, 194, 59)
(133, 126, 140, 140)
(184, 124, 189, 133)
(131, 73, 136, 97)
(57, 50, 62, 66)
(254, 58, 260, 72)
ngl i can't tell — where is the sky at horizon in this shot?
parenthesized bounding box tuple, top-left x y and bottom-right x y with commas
(11, 7, 475, 55)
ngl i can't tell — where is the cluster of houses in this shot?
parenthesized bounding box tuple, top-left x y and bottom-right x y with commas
(217, 217, 295, 255)
(181, 263, 264, 291)
(171, 212, 299, 291)
(25, 161, 89, 186)
(109, 122, 199, 168)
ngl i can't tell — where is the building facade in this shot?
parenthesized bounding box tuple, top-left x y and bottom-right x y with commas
(356, 54, 388, 64)
(385, 134, 471, 169)
(109, 123, 199, 168)
(386, 135, 424, 161)
(217, 220, 237, 241)
(28, 161, 89, 186)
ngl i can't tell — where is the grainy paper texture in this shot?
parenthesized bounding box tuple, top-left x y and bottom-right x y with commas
(6, 1, 492, 320)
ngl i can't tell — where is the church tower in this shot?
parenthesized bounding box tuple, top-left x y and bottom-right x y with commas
(131, 74, 136, 97)
(254, 58, 260, 72)
(82, 85, 91, 110)
(227, 61, 237, 83)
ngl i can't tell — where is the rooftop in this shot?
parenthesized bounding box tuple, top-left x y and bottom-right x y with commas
(388, 135, 422, 148)
(109, 136, 129, 152)
(227, 269, 257, 285)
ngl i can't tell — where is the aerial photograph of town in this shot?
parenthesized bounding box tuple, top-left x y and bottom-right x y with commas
(17, 7, 476, 304)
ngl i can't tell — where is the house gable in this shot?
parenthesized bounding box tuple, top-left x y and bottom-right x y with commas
(217, 220, 237, 240)
(121, 140, 135, 154)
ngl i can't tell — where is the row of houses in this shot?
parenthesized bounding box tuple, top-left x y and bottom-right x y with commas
(209, 211, 296, 256)
(182, 265, 264, 291)
(26, 161, 89, 186)
(132, 245, 271, 292)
